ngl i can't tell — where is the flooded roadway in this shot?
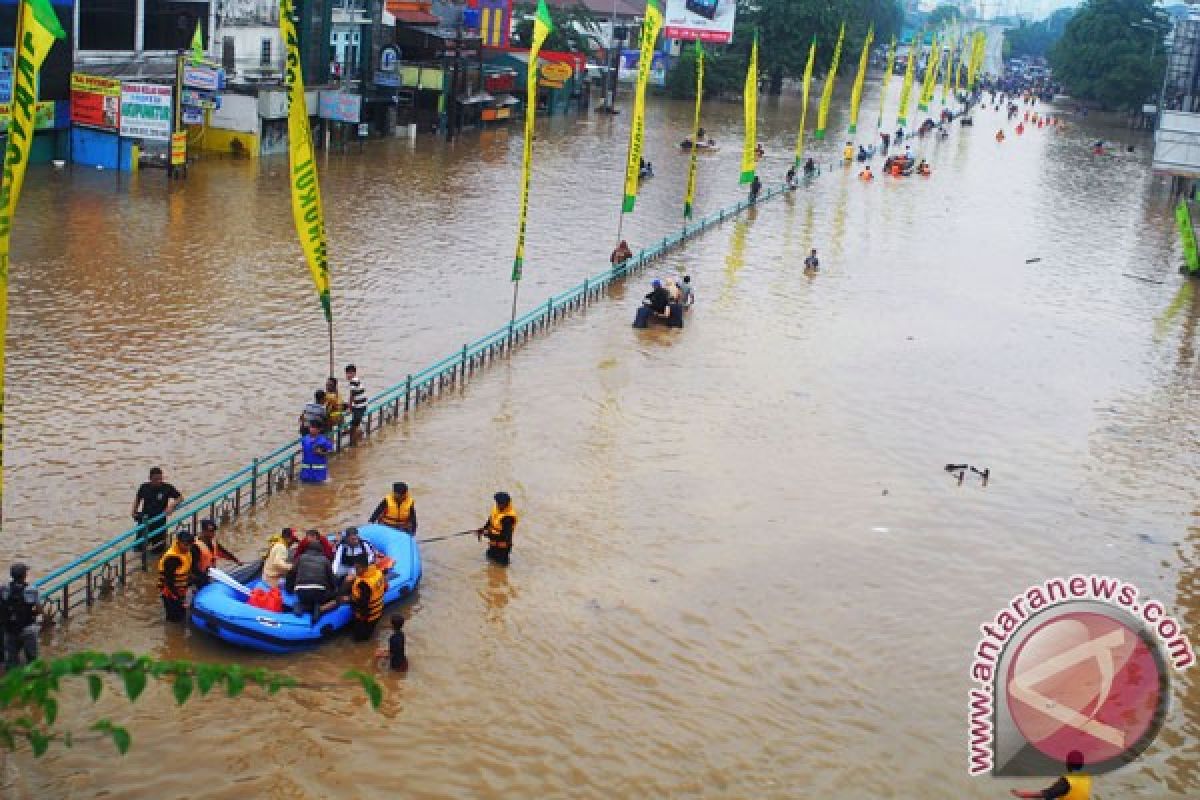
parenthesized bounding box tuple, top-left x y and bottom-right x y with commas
(2, 80, 1198, 797)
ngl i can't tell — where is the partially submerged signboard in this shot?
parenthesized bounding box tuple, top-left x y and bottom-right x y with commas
(70, 73, 121, 130)
(120, 82, 172, 141)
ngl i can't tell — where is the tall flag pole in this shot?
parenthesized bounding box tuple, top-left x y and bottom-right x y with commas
(876, 36, 896, 129)
(794, 36, 817, 167)
(847, 25, 874, 135)
(684, 41, 704, 220)
(0, 0, 66, 518)
(918, 34, 939, 112)
(620, 0, 664, 225)
(281, 0, 335, 376)
(510, 0, 553, 326)
(814, 22, 845, 140)
(896, 30, 919, 128)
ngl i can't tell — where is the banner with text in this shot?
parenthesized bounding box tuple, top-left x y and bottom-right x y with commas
(70, 72, 121, 130)
(663, 0, 735, 43)
(120, 82, 172, 140)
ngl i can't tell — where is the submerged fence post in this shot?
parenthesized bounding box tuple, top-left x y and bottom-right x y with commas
(461, 344, 468, 380)
(251, 458, 259, 506)
(405, 374, 412, 412)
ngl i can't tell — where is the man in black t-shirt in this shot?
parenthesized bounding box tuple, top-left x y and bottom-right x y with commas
(131, 467, 183, 551)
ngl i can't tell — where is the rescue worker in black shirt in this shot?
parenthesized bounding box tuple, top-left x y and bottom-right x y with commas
(349, 556, 387, 641)
(477, 491, 518, 566)
(157, 530, 195, 622)
(132, 467, 183, 551)
(1, 563, 41, 670)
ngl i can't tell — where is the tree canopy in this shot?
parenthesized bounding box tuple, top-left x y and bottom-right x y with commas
(1005, 7, 1074, 60)
(926, 4, 963, 29)
(666, 0, 904, 98)
(1048, 0, 1166, 109)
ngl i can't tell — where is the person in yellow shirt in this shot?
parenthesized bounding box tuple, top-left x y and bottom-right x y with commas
(842, 141, 854, 162)
(262, 528, 298, 588)
(1010, 751, 1091, 799)
(369, 482, 417, 534)
(476, 491, 518, 566)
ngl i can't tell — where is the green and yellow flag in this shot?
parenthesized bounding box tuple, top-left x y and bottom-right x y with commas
(191, 20, 205, 65)
(847, 26, 874, 134)
(684, 40, 704, 220)
(794, 36, 817, 167)
(0, 0, 66, 512)
(876, 36, 896, 129)
(740, 31, 759, 184)
(512, 0, 553, 281)
(281, 0, 332, 321)
(814, 22, 844, 140)
(1177, 199, 1200, 274)
(918, 35, 938, 112)
(896, 32, 918, 127)
(623, 0, 664, 213)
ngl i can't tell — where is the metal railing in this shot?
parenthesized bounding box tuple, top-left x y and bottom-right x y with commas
(33, 180, 803, 625)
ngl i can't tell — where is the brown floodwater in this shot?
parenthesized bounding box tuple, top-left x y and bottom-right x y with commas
(2, 74, 1197, 798)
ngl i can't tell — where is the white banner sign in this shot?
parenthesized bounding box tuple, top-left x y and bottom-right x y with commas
(120, 82, 173, 141)
(663, 0, 736, 44)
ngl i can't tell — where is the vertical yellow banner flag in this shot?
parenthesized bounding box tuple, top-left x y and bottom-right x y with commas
(512, 0, 554, 281)
(941, 39, 956, 106)
(281, 0, 332, 322)
(794, 36, 817, 167)
(623, 0, 663, 213)
(896, 31, 918, 127)
(1177, 199, 1200, 274)
(814, 22, 845, 140)
(918, 35, 939, 112)
(971, 32, 987, 89)
(739, 32, 759, 184)
(847, 26, 874, 134)
(684, 40, 704, 220)
(876, 37, 895, 129)
(951, 38, 963, 99)
(0, 0, 66, 517)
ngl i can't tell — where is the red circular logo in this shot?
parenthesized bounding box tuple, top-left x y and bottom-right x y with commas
(1005, 611, 1166, 766)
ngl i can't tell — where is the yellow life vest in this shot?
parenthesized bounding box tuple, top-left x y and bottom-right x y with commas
(1063, 774, 1091, 800)
(351, 566, 387, 623)
(157, 544, 193, 598)
(486, 503, 519, 549)
(381, 492, 414, 528)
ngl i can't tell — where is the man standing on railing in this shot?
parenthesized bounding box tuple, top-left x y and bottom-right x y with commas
(345, 364, 368, 447)
(132, 467, 183, 552)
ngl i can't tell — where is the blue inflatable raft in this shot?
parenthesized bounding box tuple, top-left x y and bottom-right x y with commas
(190, 524, 421, 654)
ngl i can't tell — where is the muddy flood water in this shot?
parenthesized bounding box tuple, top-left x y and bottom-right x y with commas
(2, 76, 1197, 798)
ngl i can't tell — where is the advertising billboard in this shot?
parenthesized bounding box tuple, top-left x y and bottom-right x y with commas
(120, 82, 173, 141)
(70, 73, 122, 131)
(663, 0, 736, 43)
